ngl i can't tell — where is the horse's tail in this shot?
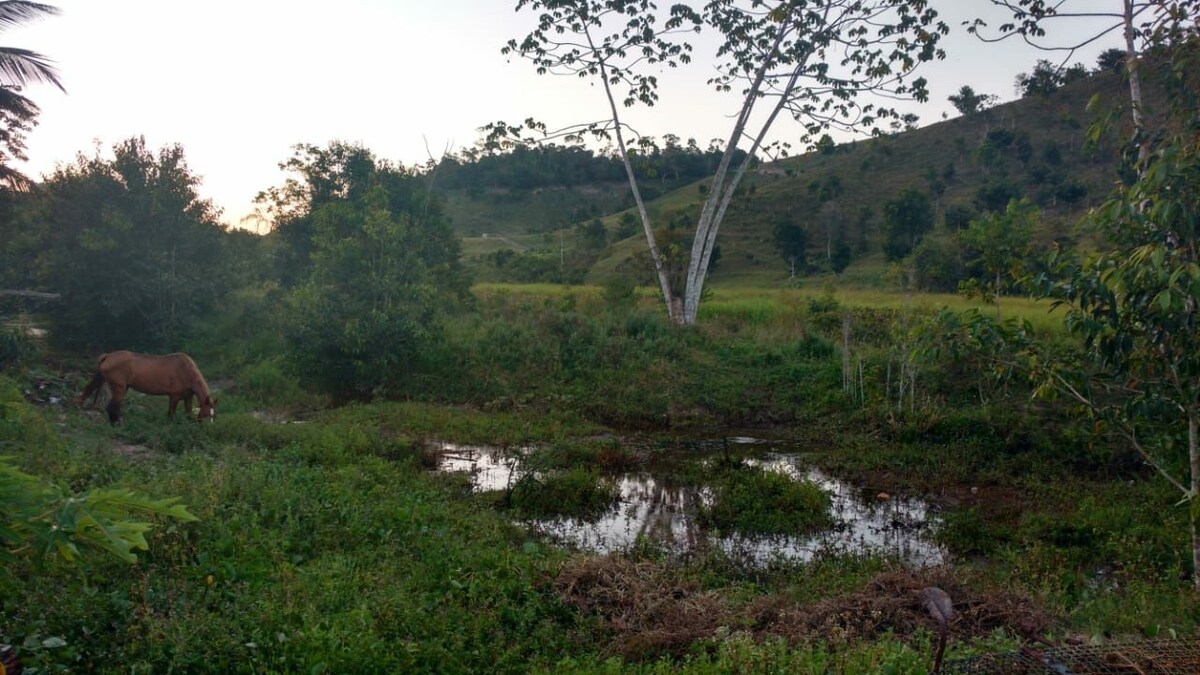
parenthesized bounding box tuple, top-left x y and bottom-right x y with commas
(78, 353, 109, 407)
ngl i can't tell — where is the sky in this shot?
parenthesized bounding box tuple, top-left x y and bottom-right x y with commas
(10, 0, 1128, 231)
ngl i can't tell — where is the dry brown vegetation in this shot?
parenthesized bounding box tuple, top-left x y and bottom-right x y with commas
(555, 555, 1051, 660)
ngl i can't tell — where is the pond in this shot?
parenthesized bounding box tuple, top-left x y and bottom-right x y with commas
(438, 436, 945, 566)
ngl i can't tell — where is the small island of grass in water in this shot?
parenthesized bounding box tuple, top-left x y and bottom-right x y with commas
(699, 462, 832, 535)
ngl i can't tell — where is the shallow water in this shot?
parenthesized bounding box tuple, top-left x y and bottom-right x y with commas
(437, 437, 944, 566)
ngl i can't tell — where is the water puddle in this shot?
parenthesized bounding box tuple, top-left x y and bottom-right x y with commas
(438, 438, 945, 566)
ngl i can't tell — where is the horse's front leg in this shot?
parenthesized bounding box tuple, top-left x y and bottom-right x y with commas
(168, 395, 180, 418)
(184, 393, 194, 417)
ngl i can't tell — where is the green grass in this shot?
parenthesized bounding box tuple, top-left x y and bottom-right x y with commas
(5, 269, 1199, 670)
(699, 464, 832, 535)
(473, 282, 1068, 335)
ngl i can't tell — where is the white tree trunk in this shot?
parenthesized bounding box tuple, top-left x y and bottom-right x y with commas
(589, 32, 680, 323)
(681, 12, 800, 325)
(1123, 0, 1147, 161)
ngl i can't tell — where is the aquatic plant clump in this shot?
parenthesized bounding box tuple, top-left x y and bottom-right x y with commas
(510, 467, 620, 520)
(700, 465, 832, 535)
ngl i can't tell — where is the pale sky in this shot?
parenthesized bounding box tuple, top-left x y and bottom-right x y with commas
(11, 0, 1126, 231)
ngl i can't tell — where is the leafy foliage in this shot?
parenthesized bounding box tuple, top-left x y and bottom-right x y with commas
(31, 137, 228, 351)
(262, 143, 468, 400)
(1015, 59, 1089, 97)
(0, 379, 196, 571)
(700, 464, 831, 535)
(0, 1, 63, 190)
(0, 462, 197, 567)
(959, 198, 1037, 306)
(1029, 38, 1200, 585)
(772, 216, 808, 278)
(883, 188, 934, 261)
(948, 85, 998, 116)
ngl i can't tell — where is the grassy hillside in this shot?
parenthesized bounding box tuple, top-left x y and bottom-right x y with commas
(589, 68, 1132, 287)
(456, 67, 1138, 288)
(440, 183, 631, 237)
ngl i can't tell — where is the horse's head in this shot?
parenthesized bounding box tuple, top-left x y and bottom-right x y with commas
(198, 395, 217, 422)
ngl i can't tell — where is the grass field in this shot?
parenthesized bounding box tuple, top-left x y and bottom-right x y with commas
(1, 277, 1189, 674)
(472, 282, 1068, 334)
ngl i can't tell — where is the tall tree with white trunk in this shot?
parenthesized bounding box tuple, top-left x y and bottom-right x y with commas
(496, 0, 947, 324)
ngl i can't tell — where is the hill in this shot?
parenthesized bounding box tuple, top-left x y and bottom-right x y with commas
(458, 66, 1138, 289)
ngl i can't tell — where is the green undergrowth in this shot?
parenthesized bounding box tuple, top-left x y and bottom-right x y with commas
(3, 390, 594, 673)
(507, 467, 621, 520)
(699, 463, 832, 535)
(0, 383, 1001, 673)
(8, 273, 1200, 669)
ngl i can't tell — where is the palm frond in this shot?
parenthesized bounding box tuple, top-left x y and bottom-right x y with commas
(0, 46, 62, 90)
(0, 1, 60, 31)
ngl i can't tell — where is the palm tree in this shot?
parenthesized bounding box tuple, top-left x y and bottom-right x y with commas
(0, 1, 62, 190)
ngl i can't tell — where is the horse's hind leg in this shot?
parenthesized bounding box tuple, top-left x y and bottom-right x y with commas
(106, 384, 126, 426)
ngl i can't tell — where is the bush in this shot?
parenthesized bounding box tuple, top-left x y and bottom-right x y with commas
(237, 358, 303, 405)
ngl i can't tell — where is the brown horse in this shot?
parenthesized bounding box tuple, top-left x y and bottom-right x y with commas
(79, 351, 217, 425)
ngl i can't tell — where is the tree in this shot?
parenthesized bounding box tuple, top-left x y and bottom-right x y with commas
(883, 188, 934, 261)
(31, 138, 226, 351)
(976, 181, 1021, 213)
(614, 211, 639, 240)
(576, 217, 608, 251)
(911, 231, 965, 292)
(1014, 58, 1088, 96)
(1032, 39, 1200, 589)
(959, 198, 1036, 315)
(947, 85, 998, 116)
(262, 143, 468, 401)
(1096, 46, 1128, 72)
(497, 0, 947, 324)
(772, 216, 807, 278)
(0, 1, 64, 190)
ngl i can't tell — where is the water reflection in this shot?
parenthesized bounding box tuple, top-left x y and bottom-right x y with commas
(437, 439, 944, 566)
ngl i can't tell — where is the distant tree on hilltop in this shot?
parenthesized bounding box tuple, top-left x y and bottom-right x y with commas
(948, 85, 998, 116)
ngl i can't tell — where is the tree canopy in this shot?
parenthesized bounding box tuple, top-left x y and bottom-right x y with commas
(31, 138, 227, 351)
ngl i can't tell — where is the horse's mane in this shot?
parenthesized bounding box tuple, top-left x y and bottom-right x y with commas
(179, 354, 212, 399)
